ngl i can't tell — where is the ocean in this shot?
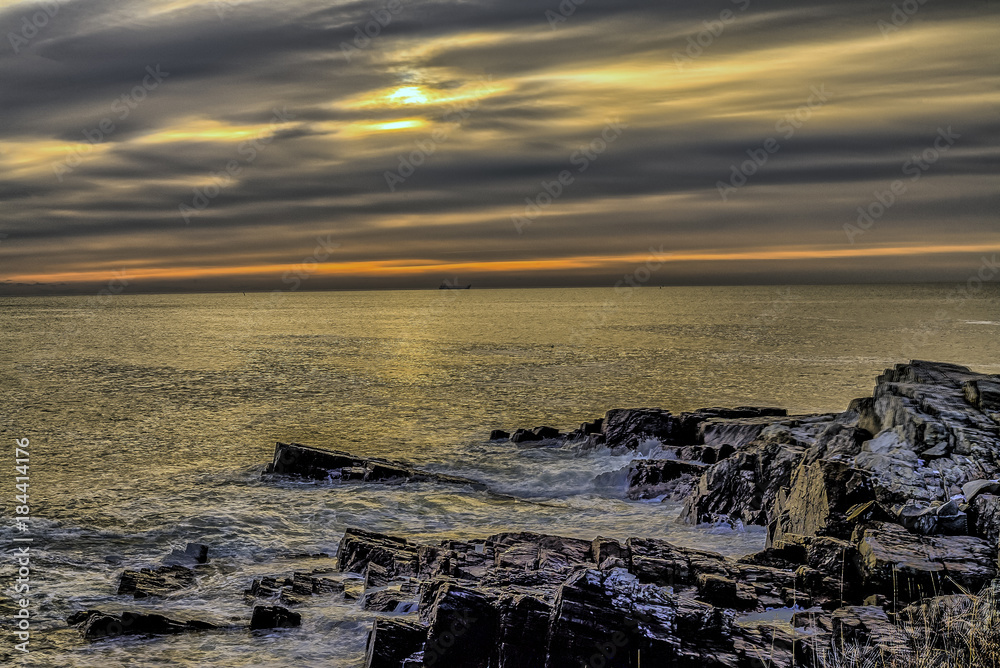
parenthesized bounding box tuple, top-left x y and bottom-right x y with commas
(1, 285, 998, 666)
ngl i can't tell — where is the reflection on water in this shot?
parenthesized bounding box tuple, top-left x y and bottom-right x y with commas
(0, 286, 997, 665)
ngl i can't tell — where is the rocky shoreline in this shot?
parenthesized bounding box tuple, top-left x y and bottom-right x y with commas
(70, 361, 1000, 667)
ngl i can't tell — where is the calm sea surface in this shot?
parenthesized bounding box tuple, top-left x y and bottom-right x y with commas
(1, 285, 998, 666)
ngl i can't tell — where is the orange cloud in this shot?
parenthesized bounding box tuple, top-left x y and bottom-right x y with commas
(7, 244, 998, 285)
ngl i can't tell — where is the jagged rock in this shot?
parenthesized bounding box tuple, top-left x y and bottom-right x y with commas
(566, 418, 604, 441)
(244, 571, 344, 605)
(734, 621, 825, 668)
(624, 459, 706, 500)
(489, 429, 509, 441)
(545, 569, 680, 667)
(601, 408, 681, 450)
(968, 493, 1000, 544)
(338, 528, 420, 578)
(853, 522, 997, 601)
(896, 499, 967, 536)
(362, 588, 418, 613)
(626, 537, 729, 587)
(365, 617, 428, 668)
(964, 378, 1000, 412)
(510, 428, 542, 444)
(249, 605, 300, 630)
(421, 583, 498, 668)
(263, 442, 488, 490)
(532, 426, 561, 439)
(495, 594, 551, 667)
(681, 438, 806, 526)
(71, 610, 217, 639)
(769, 460, 877, 547)
(697, 416, 784, 451)
(117, 564, 196, 598)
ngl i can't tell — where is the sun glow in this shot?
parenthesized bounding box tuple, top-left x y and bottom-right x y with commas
(388, 86, 429, 104)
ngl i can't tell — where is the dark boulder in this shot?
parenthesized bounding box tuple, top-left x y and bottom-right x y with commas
(510, 428, 543, 444)
(163, 542, 209, 566)
(624, 459, 706, 500)
(601, 408, 681, 450)
(365, 617, 428, 668)
(71, 610, 217, 639)
(420, 583, 498, 668)
(489, 429, 510, 441)
(249, 605, 301, 630)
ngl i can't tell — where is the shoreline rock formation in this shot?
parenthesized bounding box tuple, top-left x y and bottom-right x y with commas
(71, 360, 1000, 666)
(352, 361, 1000, 666)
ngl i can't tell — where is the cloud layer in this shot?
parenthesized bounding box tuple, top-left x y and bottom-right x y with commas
(1, 0, 998, 292)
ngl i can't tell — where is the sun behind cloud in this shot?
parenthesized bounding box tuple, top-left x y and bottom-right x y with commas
(388, 86, 429, 104)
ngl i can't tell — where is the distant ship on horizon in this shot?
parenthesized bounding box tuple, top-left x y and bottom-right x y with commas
(439, 282, 471, 289)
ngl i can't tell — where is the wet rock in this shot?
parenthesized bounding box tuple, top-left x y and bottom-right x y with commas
(420, 583, 498, 668)
(337, 528, 420, 578)
(249, 605, 301, 630)
(626, 536, 729, 588)
(365, 617, 428, 668)
(362, 588, 419, 613)
(72, 610, 217, 639)
(117, 564, 196, 598)
(546, 568, 680, 667)
(601, 408, 681, 450)
(495, 594, 551, 667)
(510, 428, 542, 444)
(273, 572, 344, 605)
(532, 426, 561, 439)
(623, 459, 706, 500)
(163, 542, 209, 566)
(681, 438, 806, 526)
(489, 429, 510, 441)
(263, 442, 488, 491)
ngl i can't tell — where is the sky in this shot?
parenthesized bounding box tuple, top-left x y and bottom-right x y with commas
(0, 0, 998, 294)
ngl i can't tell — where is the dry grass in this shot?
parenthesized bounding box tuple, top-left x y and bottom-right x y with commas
(819, 583, 1000, 668)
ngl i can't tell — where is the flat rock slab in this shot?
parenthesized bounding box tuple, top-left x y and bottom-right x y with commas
(117, 564, 196, 598)
(69, 610, 218, 639)
(263, 442, 488, 491)
(854, 522, 997, 600)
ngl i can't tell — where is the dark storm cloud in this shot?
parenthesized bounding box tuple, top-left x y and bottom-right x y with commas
(0, 0, 998, 290)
